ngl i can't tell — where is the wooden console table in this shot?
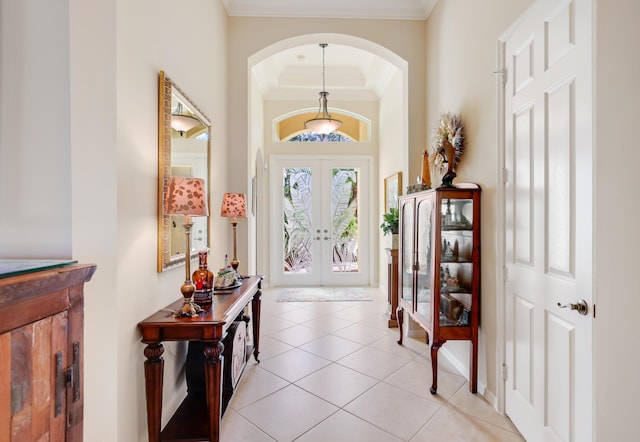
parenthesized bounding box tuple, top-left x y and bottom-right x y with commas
(385, 248, 398, 327)
(138, 276, 262, 442)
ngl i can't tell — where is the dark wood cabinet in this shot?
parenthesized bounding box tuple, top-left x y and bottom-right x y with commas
(0, 261, 96, 442)
(396, 184, 481, 394)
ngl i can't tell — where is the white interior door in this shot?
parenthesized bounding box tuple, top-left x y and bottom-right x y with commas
(270, 156, 371, 287)
(502, 0, 593, 441)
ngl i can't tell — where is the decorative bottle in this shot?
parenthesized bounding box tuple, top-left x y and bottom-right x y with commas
(193, 249, 214, 305)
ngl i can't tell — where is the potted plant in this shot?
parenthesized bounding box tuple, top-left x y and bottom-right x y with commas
(380, 207, 399, 248)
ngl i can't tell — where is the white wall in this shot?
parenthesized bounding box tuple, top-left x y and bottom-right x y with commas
(423, 0, 534, 401)
(2, 0, 229, 440)
(378, 69, 407, 292)
(594, 0, 640, 439)
(0, 0, 72, 257)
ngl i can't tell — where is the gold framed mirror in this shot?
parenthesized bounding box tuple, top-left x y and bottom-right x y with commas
(158, 71, 211, 272)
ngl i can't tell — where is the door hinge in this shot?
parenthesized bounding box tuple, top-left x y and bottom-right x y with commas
(593, 303, 596, 318)
(502, 168, 509, 184)
(54, 341, 81, 418)
(503, 266, 509, 283)
(494, 68, 507, 86)
(502, 363, 508, 382)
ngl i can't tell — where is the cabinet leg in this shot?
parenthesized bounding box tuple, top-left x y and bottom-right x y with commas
(204, 342, 225, 442)
(470, 339, 478, 393)
(396, 307, 404, 345)
(143, 343, 164, 442)
(252, 289, 262, 363)
(430, 340, 446, 394)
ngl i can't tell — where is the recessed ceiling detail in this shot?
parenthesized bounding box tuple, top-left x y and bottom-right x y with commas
(252, 43, 398, 101)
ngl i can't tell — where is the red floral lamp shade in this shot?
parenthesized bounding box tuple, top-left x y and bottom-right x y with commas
(164, 177, 209, 216)
(220, 193, 247, 219)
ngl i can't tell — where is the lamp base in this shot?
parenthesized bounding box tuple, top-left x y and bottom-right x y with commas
(174, 299, 203, 317)
(174, 280, 203, 318)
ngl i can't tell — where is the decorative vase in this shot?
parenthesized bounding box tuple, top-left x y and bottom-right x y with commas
(193, 249, 214, 305)
(391, 233, 399, 249)
(421, 150, 432, 187)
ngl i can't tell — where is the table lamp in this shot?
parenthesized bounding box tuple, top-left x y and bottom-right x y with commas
(164, 177, 209, 317)
(220, 193, 246, 272)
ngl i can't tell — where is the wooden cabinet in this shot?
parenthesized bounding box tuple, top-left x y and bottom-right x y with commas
(0, 261, 96, 441)
(396, 184, 480, 394)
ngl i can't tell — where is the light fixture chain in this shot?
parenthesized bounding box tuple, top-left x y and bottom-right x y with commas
(322, 43, 326, 93)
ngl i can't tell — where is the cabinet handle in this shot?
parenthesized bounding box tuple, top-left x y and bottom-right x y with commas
(557, 299, 589, 316)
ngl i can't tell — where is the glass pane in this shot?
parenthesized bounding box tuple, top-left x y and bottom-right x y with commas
(416, 199, 433, 318)
(282, 168, 313, 273)
(331, 168, 359, 273)
(440, 198, 473, 326)
(441, 198, 473, 230)
(401, 201, 414, 303)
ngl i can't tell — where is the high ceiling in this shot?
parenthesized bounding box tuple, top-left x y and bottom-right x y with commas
(223, 0, 437, 20)
(227, 0, 437, 103)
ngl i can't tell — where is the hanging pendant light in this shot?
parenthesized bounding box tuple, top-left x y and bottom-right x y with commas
(305, 43, 342, 135)
(171, 102, 200, 136)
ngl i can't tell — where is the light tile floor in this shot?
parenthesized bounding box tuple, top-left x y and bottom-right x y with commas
(220, 286, 524, 441)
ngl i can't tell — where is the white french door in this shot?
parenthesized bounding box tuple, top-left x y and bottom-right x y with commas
(501, 0, 593, 441)
(269, 156, 371, 287)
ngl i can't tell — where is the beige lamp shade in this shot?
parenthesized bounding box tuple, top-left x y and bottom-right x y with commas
(164, 177, 209, 216)
(220, 193, 247, 218)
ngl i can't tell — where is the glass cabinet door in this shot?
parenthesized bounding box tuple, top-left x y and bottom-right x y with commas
(439, 198, 474, 327)
(401, 201, 414, 306)
(415, 198, 433, 323)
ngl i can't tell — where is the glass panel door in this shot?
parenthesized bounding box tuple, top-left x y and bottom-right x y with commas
(416, 197, 433, 325)
(271, 157, 370, 286)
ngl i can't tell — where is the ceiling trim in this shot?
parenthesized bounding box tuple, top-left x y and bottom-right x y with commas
(223, 0, 437, 21)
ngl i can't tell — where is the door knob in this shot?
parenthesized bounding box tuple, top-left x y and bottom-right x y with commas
(314, 236, 321, 240)
(323, 236, 330, 240)
(557, 299, 589, 316)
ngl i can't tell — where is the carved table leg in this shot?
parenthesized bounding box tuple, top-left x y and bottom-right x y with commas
(430, 339, 446, 394)
(143, 343, 164, 442)
(204, 341, 224, 442)
(396, 307, 404, 345)
(252, 288, 262, 362)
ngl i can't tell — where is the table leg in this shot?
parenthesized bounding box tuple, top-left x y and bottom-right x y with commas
(143, 343, 164, 442)
(251, 289, 262, 362)
(204, 341, 224, 442)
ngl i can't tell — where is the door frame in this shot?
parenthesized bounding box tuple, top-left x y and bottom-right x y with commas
(269, 154, 374, 287)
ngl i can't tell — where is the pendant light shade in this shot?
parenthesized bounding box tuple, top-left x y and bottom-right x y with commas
(171, 102, 200, 136)
(305, 43, 342, 135)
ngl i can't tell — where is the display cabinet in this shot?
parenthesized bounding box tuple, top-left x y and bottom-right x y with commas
(396, 184, 481, 394)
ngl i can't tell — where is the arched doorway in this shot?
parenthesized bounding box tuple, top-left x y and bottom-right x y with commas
(247, 33, 409, 287)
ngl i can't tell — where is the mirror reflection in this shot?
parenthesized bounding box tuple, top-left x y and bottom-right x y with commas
(158, 71, 211, 272)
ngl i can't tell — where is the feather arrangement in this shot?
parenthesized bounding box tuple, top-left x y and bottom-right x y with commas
(430, 112, 465, 187)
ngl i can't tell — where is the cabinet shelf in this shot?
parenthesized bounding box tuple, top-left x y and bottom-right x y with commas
(397, 184, 480, 395)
